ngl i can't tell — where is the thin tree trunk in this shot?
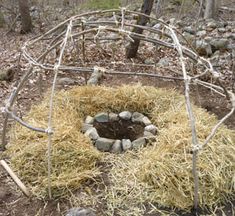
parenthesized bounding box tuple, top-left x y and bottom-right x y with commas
(0, 7, 5, 28)
(126, 0, 154, 58)
(204, 0, 219, 19)
(63, 0, 70, 7)
(155, 0, 163, 18)
(197, 0, 204, 18)
(18, 0, 32, 33)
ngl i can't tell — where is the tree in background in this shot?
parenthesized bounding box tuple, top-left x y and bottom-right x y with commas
(63, 0, 70, 7)
(204, 0, 220, 19)
(0, 6, 5, 28)
(18, 0, 32, 33)
(126, 0, 154, 58)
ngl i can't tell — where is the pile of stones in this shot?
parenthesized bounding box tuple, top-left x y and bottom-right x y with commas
(181, 19, 235, 57)
(81, 111, 158, 153)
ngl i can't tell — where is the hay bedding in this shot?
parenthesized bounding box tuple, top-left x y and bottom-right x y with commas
(5, 85, 235, 213)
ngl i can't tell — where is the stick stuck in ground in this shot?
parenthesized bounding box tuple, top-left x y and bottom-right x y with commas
(0, 159, 30, 197)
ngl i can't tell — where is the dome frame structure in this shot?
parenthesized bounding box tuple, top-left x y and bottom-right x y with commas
(1, 9, 234, 209)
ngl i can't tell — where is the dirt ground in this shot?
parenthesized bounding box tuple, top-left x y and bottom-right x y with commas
(0, 3, 235, 216)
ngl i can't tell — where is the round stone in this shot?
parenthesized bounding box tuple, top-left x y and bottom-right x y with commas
(144, 131, 154, 137)
(110, 140, 122, 153)
(94, 112, 109, 123)
(142, 116, 151, 126)
(131, 112, 145, 123)
(66, 207, 96, 216)
(132, 137, 146, 150)
(81, 123, 93, 133)
(145, 124, 158, 135)
(85, 116, 94, 124)
(122, 139, 132, 151)
(108, 112, 119, 122)
(95, 137, 115, 152)
(119, 111, 132, 120)
(84, 127, 99, 140)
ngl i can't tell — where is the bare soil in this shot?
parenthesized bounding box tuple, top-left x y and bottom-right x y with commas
(94, 119, 145, 141)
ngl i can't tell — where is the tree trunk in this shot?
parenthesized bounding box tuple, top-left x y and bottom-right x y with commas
(0, 8, 5, 28)
(18, 0, 32, 33)
(204, 0, 219, 19)
(155, 0, 163, 18)
(197, 0, 204, 18)
(63, 0, 70, 7)
(126, 0, 154, 59)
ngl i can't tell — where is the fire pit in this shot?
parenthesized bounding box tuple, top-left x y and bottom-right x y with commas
(82, 111, 157, 153)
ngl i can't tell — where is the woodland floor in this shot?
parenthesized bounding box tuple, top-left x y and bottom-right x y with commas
(0, 3, 235, 216)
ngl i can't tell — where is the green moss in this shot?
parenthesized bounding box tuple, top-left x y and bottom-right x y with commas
(83, 0, 120, 10)
(0, 11, 5, 28)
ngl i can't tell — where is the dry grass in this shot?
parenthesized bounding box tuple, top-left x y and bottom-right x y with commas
(5, 85, 235, 215)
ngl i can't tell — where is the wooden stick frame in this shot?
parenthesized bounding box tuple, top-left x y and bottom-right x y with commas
(1, 9, 234, 208)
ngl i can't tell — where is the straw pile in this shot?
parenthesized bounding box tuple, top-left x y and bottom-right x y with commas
(6, 85, 235, 213)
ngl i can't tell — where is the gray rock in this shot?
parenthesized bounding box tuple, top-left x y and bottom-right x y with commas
(144, 131, 154, 137)
(66, 207, 96, 216)
(204, 36, 213, 43)
(110, 140, 122, 153)
(182, 32, 195, 46)
(169, 18, 176, 25)
(81, 123, 93, 133)
(157, 57, 170, 67)
(145, 124, 158, 135)
(85, 116, 94, 124)
(57, 77, 76, 86)
(94, 112, 109, 123)
(226, 25, 232, 31)
(209, 38, 229, 51)
(142, 116, 151, 126)
(197, 23, 204, 31)
(207, 20, 218, 29)
(196, 30, 207, 37)
(217, 21, 227, 28)
(218, 28, 226, 33)
(132, 137, 146, 150)
(227, 33, 235, 40)
(131, 112, 145, 123)
(108, 112, 119, 122)
(87, 77, 98, 85)
(95, 137, 115, 152)
(119, 111, 132, 120)
(122, 139, 132, 151)
(227, 44, 235, 50)
(153, 23, 162, 29)
(183, 26, 196, 35)
(144, 59, 155, 65)
(87, 69, 104, 86)
(196, 40, 212, 56)
(85, 127, 99, 140)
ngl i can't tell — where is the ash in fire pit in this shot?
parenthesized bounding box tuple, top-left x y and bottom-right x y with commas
(82, 111, 157, 153)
